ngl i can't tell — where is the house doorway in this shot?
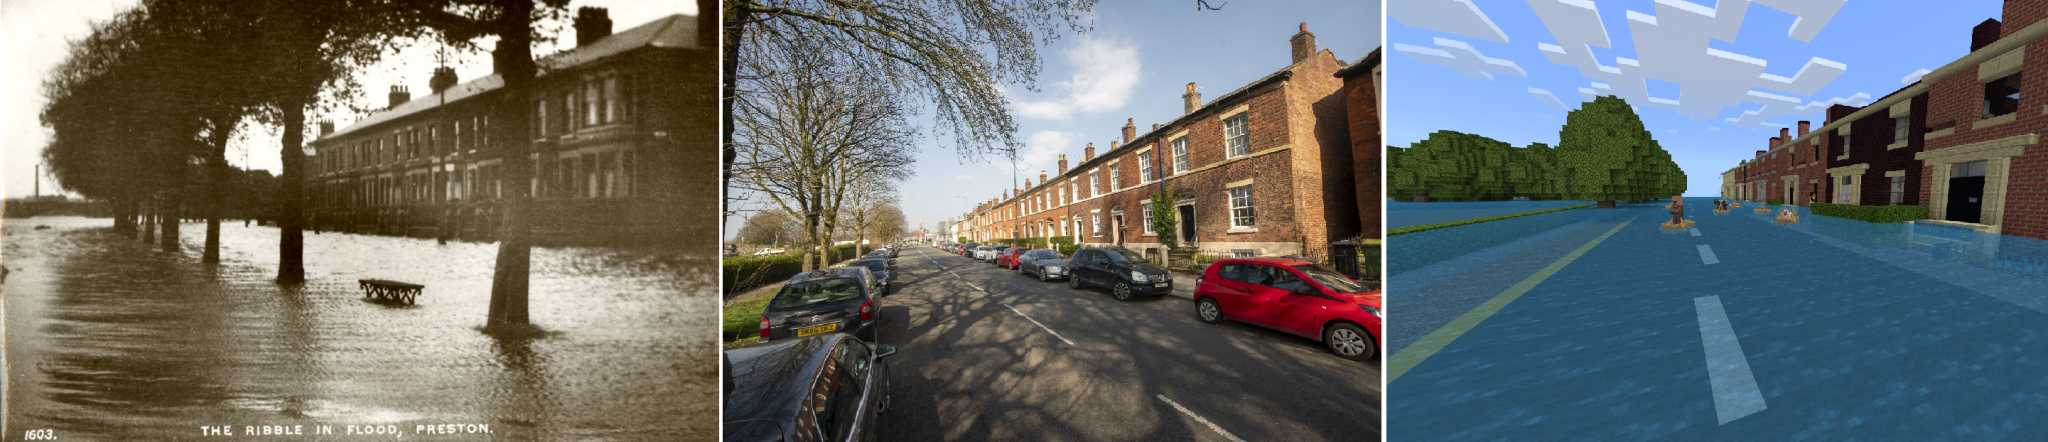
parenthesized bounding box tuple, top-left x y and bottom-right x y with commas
(1947, 160, 1988, 223)
(1176, 202, 1196, 246)
(1111, 212, 1125, 246)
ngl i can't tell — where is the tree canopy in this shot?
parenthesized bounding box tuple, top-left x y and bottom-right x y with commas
(1389, 96, 1684, 203)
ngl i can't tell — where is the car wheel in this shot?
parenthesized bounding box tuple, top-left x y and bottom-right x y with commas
(1196, 298, 1223, 323)
(1069, 273, 1084, 290)
(1038, 269, 1049, 282)
(1111, 282, 1133, 301)
(1325, 323, 1376, 361)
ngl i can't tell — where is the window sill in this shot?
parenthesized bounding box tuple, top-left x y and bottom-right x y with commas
(1887, 141, 1909, 150)
(1226, 226, 1258, 234)
(1978, 113, 2019, 129)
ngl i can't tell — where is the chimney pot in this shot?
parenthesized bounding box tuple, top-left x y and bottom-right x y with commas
(1122, 118, 1137, 145)
(1183, 83, 1202, 114)
(429, 66, 458, 94)
(1797, 121, 1810, 138)
(1084, 142, 1096, 161)
(1974, 18, 2003, 51)
(319, 120, 335, 137)
(1291, 22, 1318, 63)
(1058, 154, 1069, 175)
(1039, 170, 1048, 183)
(387, 85, 411, 109)
(574, 7, 614, 47)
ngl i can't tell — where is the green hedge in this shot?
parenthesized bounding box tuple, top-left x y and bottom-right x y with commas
(1766, 199, 1785, 206)
(1811, 203, 1926, 223)
(1387, 204, 1592, 236)
(721, 244, 859, 295)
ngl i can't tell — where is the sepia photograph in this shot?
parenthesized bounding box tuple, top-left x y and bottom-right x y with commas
(3, 0, 719, 439)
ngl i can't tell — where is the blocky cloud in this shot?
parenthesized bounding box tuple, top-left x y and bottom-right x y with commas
(1392, 0, 1510, 43)
(1395, 37, 1528, 80)
(1531, 0, 1849, 125)
(1901, 68, 1933, 85)
(1723, 91, 1871, 127)
(1529, 87, 1569, 111)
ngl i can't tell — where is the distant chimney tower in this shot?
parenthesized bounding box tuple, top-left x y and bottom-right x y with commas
(1183, 82, 1202, 114)
(1084, 142, 1096, 160)
(1974, 18, 2002, 51)
(1770, 137, 1781, 149)
(575, 7, 614, 47)
(1797, 120, 1810, 138)
(1122, 118, 1136, 145)
(1778, 127, 1790, 145)
(1290, 22, 1317, 63)
(1058, 154, 1069, 175)
(429, 66, 457, 94)
(387, 85, 410, 109)
(1039, 170, 1048, 183)
(319, 120, 335, 138)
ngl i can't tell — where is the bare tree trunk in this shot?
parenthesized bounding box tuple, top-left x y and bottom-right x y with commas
(160, 193, 180, 252)
(486, 3, 537, 329)
(278, 103, 307, 283)
(721, 2, 749, 216)
(204, 130, 230, 263)
(141, 199, 157, 243)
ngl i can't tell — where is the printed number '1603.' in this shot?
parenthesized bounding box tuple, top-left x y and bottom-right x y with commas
(24, 429, 56, 440)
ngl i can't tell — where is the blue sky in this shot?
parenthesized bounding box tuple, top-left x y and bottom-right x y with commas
(1388, 0, 2003, 197)
(887, 0, 1381, 235)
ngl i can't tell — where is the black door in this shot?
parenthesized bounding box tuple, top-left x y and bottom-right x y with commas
(1948, 176, 1985, 223)
(1177, 205, 1196, 245)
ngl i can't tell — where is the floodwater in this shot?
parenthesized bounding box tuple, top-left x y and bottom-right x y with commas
(1386, 199, 1589, 228)
(3, 216, 718, 440)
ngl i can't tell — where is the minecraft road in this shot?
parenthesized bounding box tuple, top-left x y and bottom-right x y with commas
(1387, 197, 2048, 440)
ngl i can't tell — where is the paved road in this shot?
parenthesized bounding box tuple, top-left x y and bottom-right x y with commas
(1389, 198, 2048, 440)
(874, 247, 1380, 441)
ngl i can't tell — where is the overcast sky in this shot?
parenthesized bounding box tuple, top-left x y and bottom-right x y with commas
(1389, 0, 2001, 197)
(722, 1, 1381, 240)
(2, 0, 695, 200)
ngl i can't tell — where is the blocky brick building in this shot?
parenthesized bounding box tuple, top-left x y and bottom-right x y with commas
(961, 24, 1380, 264)
(306, 10, 716, 245)
(1724, 0, 2048, 239)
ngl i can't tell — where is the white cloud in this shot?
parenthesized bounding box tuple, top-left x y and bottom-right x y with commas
(1901, 68, 1933, 85)
(1391, 0, 1509, 43)
(1010, 37, 1141, 120)
(1017, 130, 1074, 172)
(1528, 87, 1569, 111)
(1395, 37, 1525, 80)
(1753, 0, 1849, 42)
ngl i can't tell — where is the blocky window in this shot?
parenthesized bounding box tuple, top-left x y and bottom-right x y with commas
(1893, 115, 1910, 144)
(1985, 73, 2021, 117)
(1224, 114, 1250, 158)
(1172, 137, 1190, 173)
(1889, 176, 1905, 204)
(1228, 185, 1255, 228)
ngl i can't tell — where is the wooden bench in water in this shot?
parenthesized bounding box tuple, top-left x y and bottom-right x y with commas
(358, 279, 424, 305)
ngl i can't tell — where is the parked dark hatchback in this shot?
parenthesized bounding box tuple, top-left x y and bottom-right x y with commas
(760, 268, 881, 341)
(724, 333, 896, 442)
(849, 258, 892, 294)
(1067, 247, 1173, 300)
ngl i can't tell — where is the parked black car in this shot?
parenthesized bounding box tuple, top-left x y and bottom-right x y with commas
(1016, 249, 1069, 281)
(724, 333, 896, 442)
(1068, 246, 1173, 301)
(849, 258, 892, 294)
(760, 268, 882, 341)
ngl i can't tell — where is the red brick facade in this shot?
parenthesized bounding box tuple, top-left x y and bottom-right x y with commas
(961, 25, 1379, 263)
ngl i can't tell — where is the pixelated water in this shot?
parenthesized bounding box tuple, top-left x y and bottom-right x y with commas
(1386, 200, 1592, 228)
(3, 216, 718, 439)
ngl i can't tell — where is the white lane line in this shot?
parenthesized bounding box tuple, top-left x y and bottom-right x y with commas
(1157, 394, 1248, 442)
(1697, 244, 1720, 265)
(1002, 303, 1076, 346)
(1689, 227, 1702, 237)
(1694, 296, 1766, 424)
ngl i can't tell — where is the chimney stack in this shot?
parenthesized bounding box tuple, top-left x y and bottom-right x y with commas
(1797, 120, 1810, 138)
(1084, 142, 1095, 161)
(319, 120, 335, 138)
(1039, 170, 1048, 183)
(1151, 123, 1162, 131)
(574, 7, 614, 47)
(1290, 22, 1317, 64)
(429, 66, 458, 94)
(1778, 128, 1790, 145)
(387, 85, 410, 109)
(1770, 137, 1781, 151)
(1974, 18, 2003, 51)
(1058, 154, 1069, 175)
(1755, 150, 1765, 160)
(1122, 118, 1137, 145)
(1183, 82, 1202, 114)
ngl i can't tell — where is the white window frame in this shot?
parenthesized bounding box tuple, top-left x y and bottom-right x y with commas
(1223, 113, 1250, 158)
(1226, 182, 1255, 231)
(1109, 161, 1121, 191)
(1138, 148, 1154, 182)
(1172, 137, 1190, 173)
(1141, 205, 1155, 236)
(1089, 170, 1101, 198)
(1090, 210, 1102, 237)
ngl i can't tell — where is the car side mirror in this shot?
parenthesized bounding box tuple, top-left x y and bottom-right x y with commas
(875, 344, 898, 359)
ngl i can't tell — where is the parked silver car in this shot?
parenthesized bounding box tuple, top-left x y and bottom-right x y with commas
(1016, 249, 1069, 281)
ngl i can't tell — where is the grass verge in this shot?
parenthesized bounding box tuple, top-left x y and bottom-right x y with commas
(1387, 203, 1594, 236)
(722, 296, 773, 344)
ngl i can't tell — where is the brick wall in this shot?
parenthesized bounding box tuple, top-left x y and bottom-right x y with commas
(1343, 66, 1381, 239)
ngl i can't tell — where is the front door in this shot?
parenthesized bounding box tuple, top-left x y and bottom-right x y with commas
(1947, 161, 1988, 224)
(1112, 213, 1124, 246)
(1176, 204, 1196, 246)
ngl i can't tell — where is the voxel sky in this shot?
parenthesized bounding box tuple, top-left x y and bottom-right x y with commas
(1389, 0, 2002, 197)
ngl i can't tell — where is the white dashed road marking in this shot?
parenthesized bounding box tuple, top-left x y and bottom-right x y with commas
(1689, 227, 1702, 237)
(1697, 244, 1720, 265)
(1002, 303, 1076, 347)
(1695, 295, 1766, 424)
(1157, 394, 1248, 442)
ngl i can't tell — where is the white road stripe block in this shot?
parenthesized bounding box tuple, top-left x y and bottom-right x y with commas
(1695, 296, 1767, 425)
(1157, 394, 1248, 442)
(1697, 244, 1720, 265)
(1689, 228, 1702, 237)
(1002, 303, 1076, 346)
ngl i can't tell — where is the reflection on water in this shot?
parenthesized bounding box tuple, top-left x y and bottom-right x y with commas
(1754, 203, 2048, 307)
(1386, 200, 1591, 228)
(4, 216, 718, 439)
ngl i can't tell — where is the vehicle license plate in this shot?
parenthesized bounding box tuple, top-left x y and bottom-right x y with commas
(796, 323, 839, 337)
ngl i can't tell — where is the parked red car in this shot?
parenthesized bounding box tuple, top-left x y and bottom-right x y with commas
(1191, 257, 1381, 361)
(995, 247, 1028, 269)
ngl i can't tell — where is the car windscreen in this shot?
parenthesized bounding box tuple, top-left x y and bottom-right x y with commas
(1025, 250, 1058, 259)
(1101, 248, 1144, 264)
(1292, 265, 1366, 293)
(770, 277, 864, 308)
(855, 260, 887, 272)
